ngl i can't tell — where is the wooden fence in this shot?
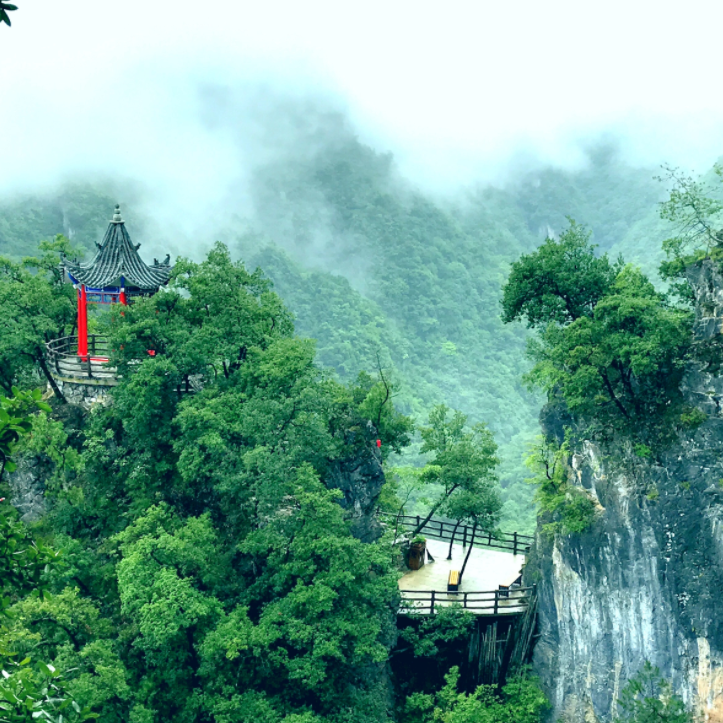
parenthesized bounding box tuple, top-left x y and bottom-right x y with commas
(399, 585, 535, 616)
(382, 512, 534, 556)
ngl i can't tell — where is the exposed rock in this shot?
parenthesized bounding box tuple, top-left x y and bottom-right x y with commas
(326, 422, 385, 542)
(7, 454, 50, 522)
(527, 259, 723, 722)
(7, 402, 87, 523)
(54, 379, 114, 409)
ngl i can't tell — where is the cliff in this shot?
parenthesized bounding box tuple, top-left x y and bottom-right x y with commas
(528, 259, 723, 722)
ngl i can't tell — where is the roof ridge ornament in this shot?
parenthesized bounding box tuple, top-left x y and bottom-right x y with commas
(111, 204, 123, 224)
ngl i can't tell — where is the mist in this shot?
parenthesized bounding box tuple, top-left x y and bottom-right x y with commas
(4, 0, 723, 258)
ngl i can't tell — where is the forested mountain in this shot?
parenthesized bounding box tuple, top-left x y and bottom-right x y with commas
(0, 133, 675, 532)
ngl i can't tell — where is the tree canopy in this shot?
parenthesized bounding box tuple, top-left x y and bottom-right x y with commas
(502, 221, 695, 446)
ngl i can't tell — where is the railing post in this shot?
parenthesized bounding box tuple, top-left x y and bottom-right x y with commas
(494, 591, 499, 615)
(513, 531, 518, 556)
(430, 590, 436, 615)
(416, 515, 421, 531)
(463, 592, 467, 609)
(462, 525, 467, 549)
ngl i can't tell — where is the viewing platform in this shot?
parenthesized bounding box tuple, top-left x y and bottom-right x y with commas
(46, 335, 117, 386)
(386, 514, 535, 617)
(388, 513, 538, 687)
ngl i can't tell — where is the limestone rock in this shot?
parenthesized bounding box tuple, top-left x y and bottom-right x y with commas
(528, 259, 723, 722)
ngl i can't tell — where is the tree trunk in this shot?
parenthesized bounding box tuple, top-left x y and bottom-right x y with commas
(36, 353, 66, 404)
(459, 520, 478, 582)
(447, 519, 461, 560)
(409, 485, 459, 538)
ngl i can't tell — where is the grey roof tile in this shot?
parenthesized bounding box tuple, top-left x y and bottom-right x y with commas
(63, 206, 172, 290)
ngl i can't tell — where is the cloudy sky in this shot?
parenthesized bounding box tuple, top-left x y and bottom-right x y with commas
(3, 0, 723, 201)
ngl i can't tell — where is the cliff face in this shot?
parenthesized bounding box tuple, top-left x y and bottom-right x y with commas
(326, 422, 386, 543)
(529, 260, 723, 722)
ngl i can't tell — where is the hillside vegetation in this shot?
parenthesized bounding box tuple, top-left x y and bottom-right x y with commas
(0, 137, 674, 533)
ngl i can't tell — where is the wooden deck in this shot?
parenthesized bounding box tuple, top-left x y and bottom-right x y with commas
(398, 538, 531, 616)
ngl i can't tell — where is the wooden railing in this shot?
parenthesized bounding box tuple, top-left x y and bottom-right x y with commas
(399, 585, 536, 616)
(46, 335, 113, 380)
(382, 513, 534, 556)
(45, 336, 201, 394)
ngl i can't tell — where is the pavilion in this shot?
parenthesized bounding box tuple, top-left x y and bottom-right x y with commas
(45, 205, 172, 404)
(61, 204, 172, 359)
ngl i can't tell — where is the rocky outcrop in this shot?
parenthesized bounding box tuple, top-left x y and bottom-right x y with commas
(326, 422, 385, 542)
(7, 454, 49, 522)
(8, 402, 87, 522)
(528, 259, 723, 722)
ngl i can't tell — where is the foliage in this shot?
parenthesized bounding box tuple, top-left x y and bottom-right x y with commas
(0, 238, 77, 397)
(411, 405, 501, 537)
(0, 396, 94, 723)
(0, 389, 51, 478)
(0, 661, 97, 723)
(658, 164, 723, 278)
(7, 241, 413, 722)
(0, 512, 58, 618)
(525, 436, 596, 536)
(0, 2, 16, 27)
(397, 607, 475, 659)
(401, 666, 548, 723)
(502, 221, 621, 327)
(503, 221, 694, 446)
(618, 661, 691, 723)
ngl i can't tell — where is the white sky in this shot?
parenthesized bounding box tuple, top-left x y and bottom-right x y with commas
(3, 0, 723, 201)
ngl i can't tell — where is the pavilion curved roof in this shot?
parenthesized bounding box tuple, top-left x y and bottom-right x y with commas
(62, 205, 172, 290)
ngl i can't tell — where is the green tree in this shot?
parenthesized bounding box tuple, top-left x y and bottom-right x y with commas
(618, 662, 691, 723)
(524, 435, 596, 536)
(501, 221, 620, 327)
(0, 238, 77, 399)
(0, 392, 96, 723)
(658, 164, 723, 274)
(503, 222, 694, 445)
(41, 241, 412, 722)
(401, 666, 548, 723)
(410, 405, 500, 539)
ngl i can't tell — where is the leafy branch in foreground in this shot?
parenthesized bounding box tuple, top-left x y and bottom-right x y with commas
(0, 660, 97, 723)
(0, 2, 17, 27)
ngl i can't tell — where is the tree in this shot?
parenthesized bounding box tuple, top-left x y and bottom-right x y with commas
(503, 222, 694, 445)
(40, 241, 413, 722)
(501, 221, 620, 327)
(410, 405, 500, 539)
(524, 435, 596, 536)
(0, 391, 96, 723)
(401, 665, 548, 723)
(618, 662, 691, 723)
(0, 238, 77, 400)
(657, 164, 723, 274)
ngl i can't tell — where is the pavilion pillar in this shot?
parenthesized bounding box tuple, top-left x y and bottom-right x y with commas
(77, 285, 88, 359)
(119, 276, 127, 306)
